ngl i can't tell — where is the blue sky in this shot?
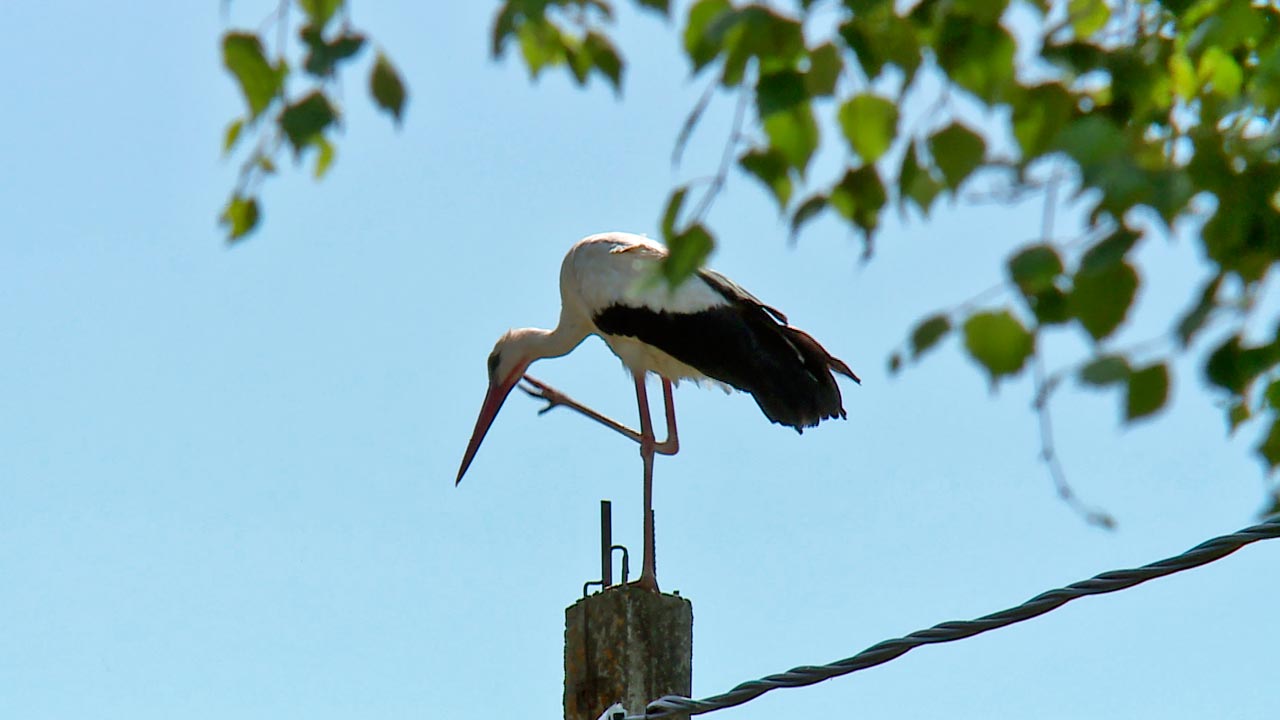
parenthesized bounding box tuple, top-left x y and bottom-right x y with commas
(2, 2, 1276, 718)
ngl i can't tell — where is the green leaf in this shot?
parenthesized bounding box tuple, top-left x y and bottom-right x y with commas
(223, 118, 244, 155)
(1175, 274, 1223, 347)
(804, 43, 842, 96)
(1068, 0, 1110, 37)
(1070, 261, 1138, 341)
(1007, 244, 1064, 296)
(1079, 355, 1131, 386)
(954, 0, 1010, 23)
(518, 18, 568, 77)
(222, 32, 283, 120)
(280, 91, 338, 152)
(684, 0, 733, 72)
(739, 148, 793, 210)
(370, 53, 407, 125)
(1258, 419, 1280, 470)
(838, 94, 898, 163)
(717, 6, 805, 86)
(492, 2, 518, 57)
(790, 193, 827, 239)
(829, 166, 887, 237)
(934, 18, 1015, 103)
(763, 102, 819, 174)
(898, 143, 943, 216)
(1197, 46, 1243, 98)
(220, 194, 260, 242)
(928, 123, 986, 190)
(300, 26, 365, 77)
(566, 41, 590, 85)
(637, 0, 671, 13)
(1194, 0, 1267, 50)
(1206, 336, 1280, 395)
(756, 70, 807, 117)
(312, 135, 335, 179)
(963, 310, 1035, 380)
(1079, 229, 1139, 274)
(1267, 380, 1280, 410)
(663, 224, 714, 286)
(1053, 117, 1135, 208)
(888, 351, 903, 375)
(661, 186, 688, 241)
(910, 314, 950, 359)
(838, 10, 921, 82)
(1259, 421, 1280, 469)
(1041, 40, 1106, 75)
(1011, 83, 1072, 160)
(1125, 363, 1169, 421)
(298, 0, 341, 29)
(1228, 401, 1251, 434)
(1030, 287, 1071, 325)
(1199, 163, 1280, 284)
(1169, 52, 1197, 101)
(583, 32, 623, 92)
(1054, 114, 1126, 166)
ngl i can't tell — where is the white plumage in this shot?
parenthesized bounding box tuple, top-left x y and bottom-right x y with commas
(561, 233, 727, 385)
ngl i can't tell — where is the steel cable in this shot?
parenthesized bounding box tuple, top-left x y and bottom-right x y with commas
(624, 515, 1280, 719)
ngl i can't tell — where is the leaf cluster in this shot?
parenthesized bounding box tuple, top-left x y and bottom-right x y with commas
(491, 0, 666, 92)
(494, 0, 1280, 509)
(220, 0, 407, 241)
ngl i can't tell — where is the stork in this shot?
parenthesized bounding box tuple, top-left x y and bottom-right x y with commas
(456, 231, 859, 591)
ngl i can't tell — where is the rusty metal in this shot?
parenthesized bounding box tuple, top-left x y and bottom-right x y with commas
(585, 500, 631, 597)
(601, 500, 613, 589)
(612, 544, 629, 584)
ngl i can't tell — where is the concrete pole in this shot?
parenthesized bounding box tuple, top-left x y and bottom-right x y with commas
(564, 586, 693, 720)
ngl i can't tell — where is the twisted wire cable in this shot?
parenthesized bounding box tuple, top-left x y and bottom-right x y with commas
(626, 515, 1280, 719)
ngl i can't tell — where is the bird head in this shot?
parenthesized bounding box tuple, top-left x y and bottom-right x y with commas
(455, 329, 538, 485)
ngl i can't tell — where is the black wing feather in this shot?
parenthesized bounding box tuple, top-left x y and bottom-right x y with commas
(593, 273, 858, 430)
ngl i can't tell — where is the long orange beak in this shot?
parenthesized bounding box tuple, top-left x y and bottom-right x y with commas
(456, 371, 522, 485)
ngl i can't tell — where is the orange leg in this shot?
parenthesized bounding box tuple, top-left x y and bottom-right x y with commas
(632, 370, 660, 592)
(521, 372, 681, 592)
(520, 374, 678, 454)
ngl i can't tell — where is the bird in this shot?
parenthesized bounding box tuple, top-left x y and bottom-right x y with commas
(456, 231, 859, 591)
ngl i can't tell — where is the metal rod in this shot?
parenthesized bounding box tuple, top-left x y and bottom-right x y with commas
(601, 500, 613, 589)
(612, 545, 629, 584)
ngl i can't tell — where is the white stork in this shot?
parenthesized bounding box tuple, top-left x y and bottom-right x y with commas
(456, 231, 859, 591)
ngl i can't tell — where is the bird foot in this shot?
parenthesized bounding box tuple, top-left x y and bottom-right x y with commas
(627, 573, 660, 593)
(518, 376, 569, 416)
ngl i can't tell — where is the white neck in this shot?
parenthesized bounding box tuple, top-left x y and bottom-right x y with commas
(506, 316, 590, 365)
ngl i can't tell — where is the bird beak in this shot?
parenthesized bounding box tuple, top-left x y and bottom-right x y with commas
(456, 370, 522, 485)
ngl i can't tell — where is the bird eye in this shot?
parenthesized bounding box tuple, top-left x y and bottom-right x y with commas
(487, 351, 500, 377)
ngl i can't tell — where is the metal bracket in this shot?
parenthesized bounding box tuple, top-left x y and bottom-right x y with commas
(596, 702, 627, 720)
(583, 500, 630, 597)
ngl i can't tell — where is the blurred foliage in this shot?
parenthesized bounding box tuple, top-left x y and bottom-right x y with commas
(219, 0, 405, 241)
(219, 0, 1280, 517)
(486, 0, 1280, 518)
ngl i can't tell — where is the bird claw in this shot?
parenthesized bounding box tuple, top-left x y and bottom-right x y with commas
(519, 377, 564, 416)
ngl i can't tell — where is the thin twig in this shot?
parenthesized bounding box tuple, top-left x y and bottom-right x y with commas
(1032, 355, 1116, 529)
(1028, 165, 1115, 528)
(690, 89, 749, 223)
(672, 80, 718, 168)
(952, 282, 1008, 316)
(1041, 169, 1060, 241)
(275, 0, 290, 62)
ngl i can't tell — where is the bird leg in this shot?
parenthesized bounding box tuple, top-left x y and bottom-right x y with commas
(632, 370, 660, 592)
(520, 372, 680, 593)
(519, 375, 679, 455)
